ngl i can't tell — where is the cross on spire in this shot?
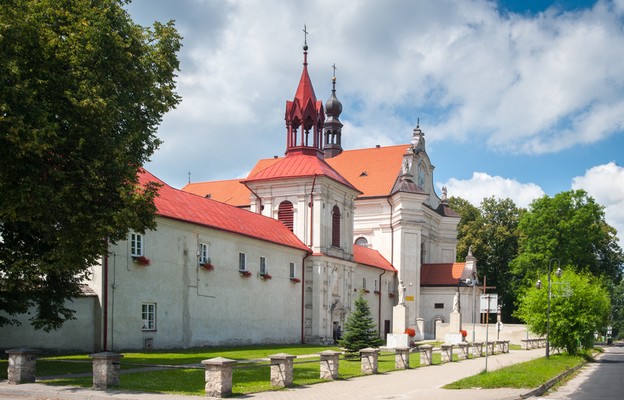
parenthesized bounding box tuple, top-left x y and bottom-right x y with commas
(332, 63, 337, 78)
(303, 25, 308, 47)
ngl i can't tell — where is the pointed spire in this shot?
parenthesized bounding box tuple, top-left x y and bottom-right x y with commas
(284, 28, 325, 156)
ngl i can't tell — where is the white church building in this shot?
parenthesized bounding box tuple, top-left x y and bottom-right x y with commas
(0, 43, 480, 352)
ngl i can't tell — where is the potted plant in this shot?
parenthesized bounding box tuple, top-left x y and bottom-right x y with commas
(239, 270, 252, 278)
(260, 273, 272, 280)
(289, 277, 301, 283)
(199, 261, 214, 271)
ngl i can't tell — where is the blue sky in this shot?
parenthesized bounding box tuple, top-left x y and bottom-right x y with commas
(126, 0, 624, 241)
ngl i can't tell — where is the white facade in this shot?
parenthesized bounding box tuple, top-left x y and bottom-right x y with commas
(90, 217, 309, 350)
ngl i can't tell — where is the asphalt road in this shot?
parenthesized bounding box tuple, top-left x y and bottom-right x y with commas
(543, 343, 624, 400)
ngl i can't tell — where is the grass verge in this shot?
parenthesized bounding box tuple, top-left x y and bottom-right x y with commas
(443, 353, 586, 389)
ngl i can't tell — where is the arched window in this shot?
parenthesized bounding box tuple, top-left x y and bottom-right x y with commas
(278, 201, 294, 232)
(355, 237, 368, 247)
(332, 205, 341, 248)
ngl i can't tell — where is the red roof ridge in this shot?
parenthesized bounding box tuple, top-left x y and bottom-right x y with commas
(138, 169, 310, 253)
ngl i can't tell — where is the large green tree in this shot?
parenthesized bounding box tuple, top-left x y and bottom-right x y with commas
(0, 0, 181, 330)
(515, 270, 610, 354)
(511, 190, 623, 288)
(449, 196, 523, 321)
(338, 291, 383, 353)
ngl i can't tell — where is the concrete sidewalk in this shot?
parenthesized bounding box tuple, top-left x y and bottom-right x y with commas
(0, 348, 547, 400)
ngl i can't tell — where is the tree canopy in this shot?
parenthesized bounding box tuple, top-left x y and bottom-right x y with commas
(511, 190, 623, 287)
(449, 196, 523, 321)
(0, 0, 181, 330)
(515, 269, 610, 354)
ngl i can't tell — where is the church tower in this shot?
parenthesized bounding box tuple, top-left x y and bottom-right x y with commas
(323, 68, 343, 159)
(284, 40, 325, 156)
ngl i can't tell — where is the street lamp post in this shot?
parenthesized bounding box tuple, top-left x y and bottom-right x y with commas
(536, 258, 562, 359)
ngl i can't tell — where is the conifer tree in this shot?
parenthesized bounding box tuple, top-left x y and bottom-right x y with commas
(339, 291, 383, 353)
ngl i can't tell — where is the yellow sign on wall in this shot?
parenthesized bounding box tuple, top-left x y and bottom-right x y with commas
(405, 295, 414, 301)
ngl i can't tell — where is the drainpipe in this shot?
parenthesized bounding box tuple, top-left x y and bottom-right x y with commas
(378, 269, 386, 337)
(102, 240, 109, 351)
(301, 251, 311, 343)
(243, 183, 263, 214)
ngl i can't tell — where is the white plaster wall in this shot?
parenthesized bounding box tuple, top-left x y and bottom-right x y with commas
(0, 296, 98, 352)
(94, 217, 308, 350)
(420, 287, 477, 340)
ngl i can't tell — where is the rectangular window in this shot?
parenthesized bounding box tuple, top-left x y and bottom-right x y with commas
(131, 233, 143, 257)
(434, 303, 444, 309)
(374, 279, 378, 291)
(260, 256, 267, 275)
(362, 277, 367, 290)
(198, 243, 209, 264)
(142, 303, 156, 331)
(289, 262, 296, 278)
(238, 253, 246, 271)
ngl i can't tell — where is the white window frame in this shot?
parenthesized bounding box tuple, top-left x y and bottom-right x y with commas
(199, 242, 210, 264)
(289, 262, 296, 279)
(260, 256, 267, 275)
(238, 252, 247, 271)
(131, 232, 144, 257)
(142, 303, 156, 331)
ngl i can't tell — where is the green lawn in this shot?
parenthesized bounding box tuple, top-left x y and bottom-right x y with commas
(443, 353, 586, 389)
(3, 344, 569, 396)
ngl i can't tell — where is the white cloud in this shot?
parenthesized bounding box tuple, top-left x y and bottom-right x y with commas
(571, 162, 624, 243)
(129, 0, 624, 189)
(441, 172, 545, 208)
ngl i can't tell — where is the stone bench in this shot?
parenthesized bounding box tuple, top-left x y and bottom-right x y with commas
(419, 344, 433, 366)
(395, 347, 410, 369)
(440, 344, 454, 363)
(521, 338, 544, 350)
(457, 342, 469, 360)
(469, 342, 483, 358)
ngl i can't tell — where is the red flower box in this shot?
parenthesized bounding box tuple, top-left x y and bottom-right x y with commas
(132, 256, 151, 266)
(290, 277, 301, 283)
(240, 270, 252, 278)
(260, 273, 272, 280)
(200, 263, 214, 271)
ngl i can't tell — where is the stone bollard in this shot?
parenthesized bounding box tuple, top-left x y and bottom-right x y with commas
(470, 342, 483, 358)
(319, 350, 340, 380)
(457, 343, 468, 360)
(202, 357, 237, 398)
(440, 344, 453, 363)
(5, 348, 40, 384)
(359, 348, 379, 375)
(90, 352, 123, 389)
(419, 345, 433, 366)
(269, 353, 295, 388)
(395, 347, 410, 370)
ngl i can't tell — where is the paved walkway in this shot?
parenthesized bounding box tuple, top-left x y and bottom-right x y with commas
(0, 348, 547, 400)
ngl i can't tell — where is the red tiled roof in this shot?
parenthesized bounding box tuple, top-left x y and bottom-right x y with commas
(182, 144, 409, 202)
(243, 152, 359, 192)
(326, 144, 409, 197)
(138, 169, 310, 253)
(353, 245, 396, 272)
(182, 179, 250, 207)
(420, 263, 466, 286)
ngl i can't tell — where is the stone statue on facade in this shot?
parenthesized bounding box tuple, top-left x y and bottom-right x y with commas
(452, 291, 459, 313)
(398, 280, 406, 305)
